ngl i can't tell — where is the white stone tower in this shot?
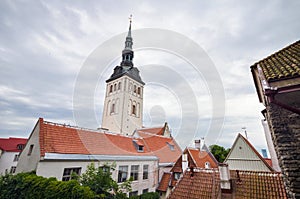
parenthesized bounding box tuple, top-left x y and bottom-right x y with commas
(101, 18, 144, 135)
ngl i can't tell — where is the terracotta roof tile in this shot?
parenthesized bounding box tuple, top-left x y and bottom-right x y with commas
(157, 172, 171, 192)
(37, 118, 181, 160)
(168, 169, 287, 199)
(252, 40, 300, 82)
(188, 148, 218, 168)
(137, 126, 165, 136)
(168, 169, 220, 199)
(0, 137, 27, 152)
(232, 170, 287, 198)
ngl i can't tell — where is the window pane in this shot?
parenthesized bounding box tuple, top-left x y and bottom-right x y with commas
(130, 165, 139, 181)
(143, 165, 149, 180)
(118, 166, 128, 183)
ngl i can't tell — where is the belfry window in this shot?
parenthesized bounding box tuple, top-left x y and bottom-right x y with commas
(111, 103, 115, 114)
(132, 105, 136, 115)
(118, 82, 121, 90)
(109, 85, 113, 93)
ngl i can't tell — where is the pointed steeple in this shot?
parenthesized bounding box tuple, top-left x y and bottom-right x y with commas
(121, 15, 134, 67)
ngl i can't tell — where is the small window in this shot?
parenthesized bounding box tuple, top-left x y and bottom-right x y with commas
(129, 191, 138, 197)
(143, 165, 149, 180)
(114, 84, 117, 91)
(137, 87, 141, 95)
(111, 103, 115, 114)
(138, 145, 144, 152)
(174, 172, 181, 180)
(109, 85, 113, 93)
(118, 166, 128, 183)
(166, 142, 175, 151)
(10, 166, 16, 174)
(62, 167, 81, 181)
(132, 105, 136, 115)
(205, 162, 211, 169)
(133, 85, 137, 93)
(17, 144, 25, 150)
(28, 144, 34, 156)
(143, 189, 148, 194)
(130, 165, 139, 181)
(118, 82, 121, 90)
(13, 154, 19, 162)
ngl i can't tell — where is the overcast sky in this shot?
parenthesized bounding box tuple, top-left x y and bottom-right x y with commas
(0, 0, 299, 152)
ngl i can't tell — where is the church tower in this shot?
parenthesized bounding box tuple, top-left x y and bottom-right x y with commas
(102, 18, 145, 135)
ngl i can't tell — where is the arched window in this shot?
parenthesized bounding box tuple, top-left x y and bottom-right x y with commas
(118, 82, 121, 90)
(205, 162, 210, 169)
(133, 85, 137, 93)
(111, 103, 115, 114)
(132, 105, 136, 115)
(137, 87, 141, 95)
(109, 85, 113, 93)
(114, 84, 117, 91)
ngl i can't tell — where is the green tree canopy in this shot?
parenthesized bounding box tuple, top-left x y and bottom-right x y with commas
(209, 144, 230, 163)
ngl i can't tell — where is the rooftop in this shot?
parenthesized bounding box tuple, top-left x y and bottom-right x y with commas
(251, 40, 300, 82)
(0, 137, 27, 152)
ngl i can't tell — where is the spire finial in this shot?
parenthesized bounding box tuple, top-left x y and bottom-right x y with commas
(129, 14, 132, 24)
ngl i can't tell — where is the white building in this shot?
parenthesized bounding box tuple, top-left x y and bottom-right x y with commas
(16, 20, 182, 196)
(0, 137, 27, 175)
(102, 19, 144, 135)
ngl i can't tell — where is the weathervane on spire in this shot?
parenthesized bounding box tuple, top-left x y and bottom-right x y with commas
(129, 14, 132, 24)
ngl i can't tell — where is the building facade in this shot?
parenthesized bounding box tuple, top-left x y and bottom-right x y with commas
(0, 137, 27, 175)
(251, 40, 300, 198)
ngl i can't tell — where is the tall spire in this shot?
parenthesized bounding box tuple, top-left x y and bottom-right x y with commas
(121, 15, 134, 67)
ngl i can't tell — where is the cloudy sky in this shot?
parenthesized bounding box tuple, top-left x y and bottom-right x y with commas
(1, 0, 299, 152)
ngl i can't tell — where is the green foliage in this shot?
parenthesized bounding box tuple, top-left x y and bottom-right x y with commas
(0, 172, 95, 199)
(79, 162, 132, 199)
(209, 144, 230, 163)
(129, 192, 159, 199)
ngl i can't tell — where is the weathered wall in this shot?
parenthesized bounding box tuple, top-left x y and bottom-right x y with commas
(266, 103, 300, 199)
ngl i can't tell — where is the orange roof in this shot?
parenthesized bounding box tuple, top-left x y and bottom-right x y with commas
(168, 169, 220, 199)
(0, 137, 27, 152)
(137, 126, 165, 136)
(140, 132, 182, 163)
(37, 118, 180, 162)
(168, 169, 287, 199)
(157, 172, 171, 192)
(264, 158, 273, 168)
(187, 148, 218, 168)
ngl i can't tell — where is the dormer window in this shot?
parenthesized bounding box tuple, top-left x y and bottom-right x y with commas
(166, 142, 175, 151)
(205, 162, 211, 169)
(133, 140, 144, 152)
(17, 144, 25, 150)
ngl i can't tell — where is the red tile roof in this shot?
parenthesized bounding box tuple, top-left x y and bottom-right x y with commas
(232, 170, 287, 198)
(167, 168, 287, 199)
(137, 127, 165, 136)
(168, 169, 220, 199)
(37, 118, 181, 162)
(157, 172, 171, 192)
(0, 137, 27, 152)
(188, 148, 218, 168)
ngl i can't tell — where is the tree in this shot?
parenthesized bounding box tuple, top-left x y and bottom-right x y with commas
(79, 162, 132, 199)
(209, 144, 230, 163)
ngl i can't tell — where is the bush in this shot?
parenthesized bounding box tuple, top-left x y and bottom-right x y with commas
(0, 172, 95, 199)
(129, 192, 160, 199)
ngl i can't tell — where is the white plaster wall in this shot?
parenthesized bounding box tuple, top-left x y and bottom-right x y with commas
(102, 76, 144, 135)
(0, 151, 18, 175)
(16, 122, 41, 173)
(37, 159, 158, 195)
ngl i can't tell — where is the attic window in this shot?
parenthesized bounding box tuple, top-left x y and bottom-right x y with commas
(27, 144, 34, 156)
(166, 142, 175, 151)
(17, 144, 25, 150)
(174, 172, 181, 180)
(133, 140, 144, 152)
(205, 162, 211, 169)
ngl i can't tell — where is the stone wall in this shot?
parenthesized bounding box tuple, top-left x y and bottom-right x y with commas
(266, 103, 300, 199)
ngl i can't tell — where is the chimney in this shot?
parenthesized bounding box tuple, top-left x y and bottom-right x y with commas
(182, 153, 188, 172)
(195, 139, 201, 150)
(218, 163, 231, 192)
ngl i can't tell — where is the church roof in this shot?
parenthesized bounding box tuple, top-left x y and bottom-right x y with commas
(0, 137, 27, 152)
(35, 118, 180, 163)
(251, 40, 300, 82)
(106, 65, 144, 84)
